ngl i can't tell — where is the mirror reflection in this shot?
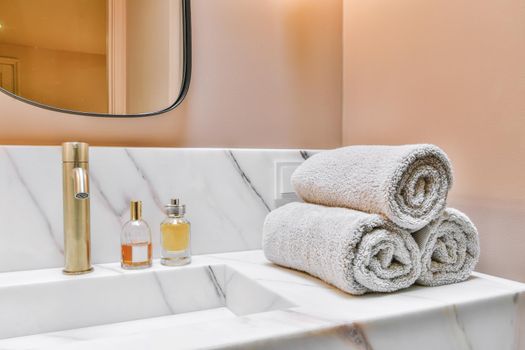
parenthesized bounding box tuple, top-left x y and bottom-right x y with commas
(0, 0, 186, 116)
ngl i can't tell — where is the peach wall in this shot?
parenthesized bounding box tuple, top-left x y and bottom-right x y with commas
(343, 0, 525, 281)
(0, 0, 342, 149)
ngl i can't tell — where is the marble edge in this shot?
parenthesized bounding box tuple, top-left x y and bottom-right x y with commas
(0, 258, 228, 288)
(1, 251, 523, 303)
(471, 271, 525, 289)
(1, 252, 524, 292)
(0, 145, 321, 153)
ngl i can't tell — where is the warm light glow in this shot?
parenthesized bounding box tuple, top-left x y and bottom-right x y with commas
(0, 23, 4, 30)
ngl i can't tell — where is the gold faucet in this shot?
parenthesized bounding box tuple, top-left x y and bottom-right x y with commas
(62, 142, 93, 275)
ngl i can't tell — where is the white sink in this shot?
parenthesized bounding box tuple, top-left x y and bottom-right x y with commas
(0, 264, 294, 341)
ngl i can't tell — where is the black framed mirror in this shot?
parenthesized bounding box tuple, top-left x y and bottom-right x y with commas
(0, 0, 191, 118)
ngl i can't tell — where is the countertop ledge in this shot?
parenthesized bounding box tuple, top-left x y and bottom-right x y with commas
(0, 250, 524, 350)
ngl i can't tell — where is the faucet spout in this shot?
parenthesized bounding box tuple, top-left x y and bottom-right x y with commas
(62, 142, 93, 275)
(72, 167, 89, 200)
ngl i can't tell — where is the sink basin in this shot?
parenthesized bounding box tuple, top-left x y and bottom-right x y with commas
(0, 264, 294, 341)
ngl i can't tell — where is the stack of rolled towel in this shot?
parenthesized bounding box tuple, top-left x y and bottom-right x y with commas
(262, 145, 480, 295)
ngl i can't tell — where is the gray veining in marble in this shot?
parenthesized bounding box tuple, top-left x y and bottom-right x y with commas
(0, 146, 312, 273)
(0, 251, 523, 350)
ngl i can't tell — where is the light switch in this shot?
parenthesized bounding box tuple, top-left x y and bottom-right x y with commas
(274, 161, 303, 207)
(280, 165, 297, 194)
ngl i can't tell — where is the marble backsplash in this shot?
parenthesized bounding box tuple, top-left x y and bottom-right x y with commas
(0, 146, 312, 273)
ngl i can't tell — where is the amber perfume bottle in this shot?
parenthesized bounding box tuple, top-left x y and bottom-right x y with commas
(160, 199, 191, 266)
(121, 201, 152, 269)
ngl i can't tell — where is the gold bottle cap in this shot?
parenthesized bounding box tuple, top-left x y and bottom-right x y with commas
(130, 200, 142, 221)
(62, 142, 89, 163)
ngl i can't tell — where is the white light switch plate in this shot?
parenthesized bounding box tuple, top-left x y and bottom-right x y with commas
(274, 161, 303, 207)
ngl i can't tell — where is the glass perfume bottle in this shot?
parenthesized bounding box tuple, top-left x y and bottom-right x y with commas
(160, 199, 191, 266)
(121, 200, 152, 269)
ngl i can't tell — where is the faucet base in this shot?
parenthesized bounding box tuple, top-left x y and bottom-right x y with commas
(62, 267, 94, 276)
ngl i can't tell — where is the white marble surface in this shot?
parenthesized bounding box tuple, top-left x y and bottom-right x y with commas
(0, 146, 312, 272)
(0, 262, 293, 340)
(0, 250, 523, 350)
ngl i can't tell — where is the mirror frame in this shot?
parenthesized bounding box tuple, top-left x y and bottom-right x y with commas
(0, 0, 192, 118)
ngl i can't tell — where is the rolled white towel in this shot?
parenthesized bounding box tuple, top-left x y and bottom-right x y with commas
(262, 202, 421, 295)
(413, 208, 480, 286)
(292, 144, 453, 231)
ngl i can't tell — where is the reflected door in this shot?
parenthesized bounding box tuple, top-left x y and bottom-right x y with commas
(0, 57, 18, 94)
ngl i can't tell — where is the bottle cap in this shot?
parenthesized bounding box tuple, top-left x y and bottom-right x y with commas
(165, 198, 185, 216)
(130, 200, 142, 221)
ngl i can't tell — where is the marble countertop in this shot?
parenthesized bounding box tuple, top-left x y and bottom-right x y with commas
(1, 250, 524, 350)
